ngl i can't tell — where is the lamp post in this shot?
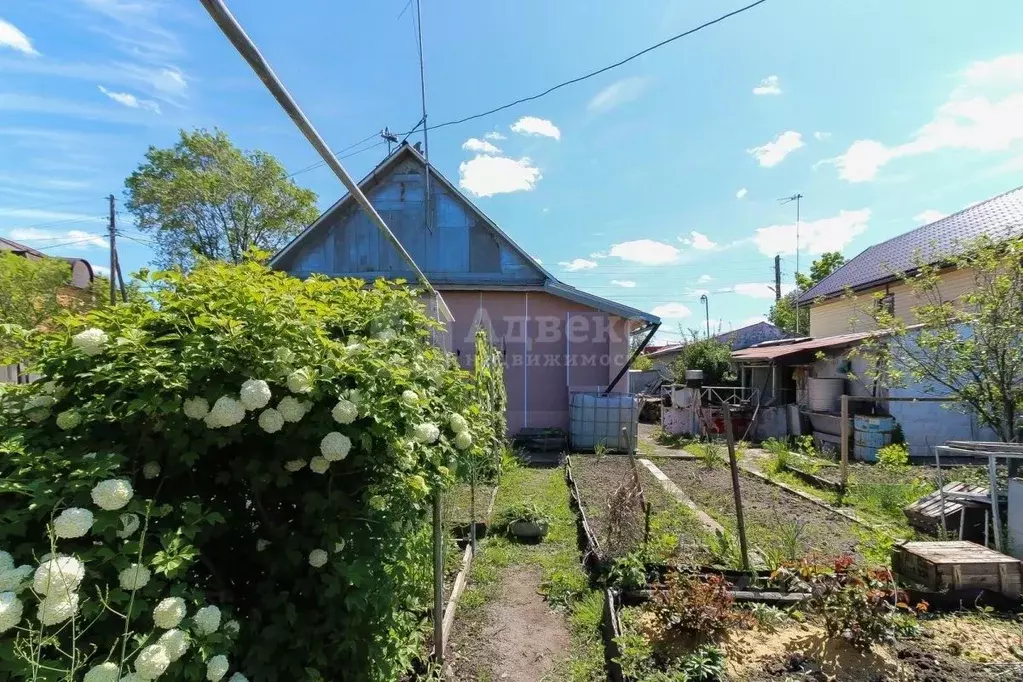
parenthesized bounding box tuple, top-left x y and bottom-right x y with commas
(699, 294, 710, 339)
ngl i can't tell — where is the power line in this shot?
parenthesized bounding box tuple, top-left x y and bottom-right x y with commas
(33, 236, 107, 251)
(6, 215, 106, 232)
(287, 132, 383, 178)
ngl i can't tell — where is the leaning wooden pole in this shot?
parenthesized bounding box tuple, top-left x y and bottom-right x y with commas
(840, 395, 850, 490)
(721, 404, 750, 571)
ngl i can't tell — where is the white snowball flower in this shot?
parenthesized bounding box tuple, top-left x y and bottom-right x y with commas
(208, 396, 245, 428)
(193, 605, 221, 635)
(134, 644, 170, 680)
(53, 507, 94, 539)
(116, 513, 140, 539)
(0, 551, 12, 573)
(256, 540, 270, 552)
(401, 389, 418, 405)
(83, 662, 120, 682)
(413, 423, 440, 444)
(258, 408, 284, 434)
(0, 592, 23, 634)
(91, 479, 133, 511)
(286, 368, 314, 394)
(284, 459, 306, 472)
(227, 674, 249, 682)
(72, 328, 108, 356)
(222, 619, 240, 636)
(55, 409, 82, 431)
(347, 388, 361, 405)
(183, 397, 210, 420)
(38, 592, 80, 626)
(331, 398, 358, 425)
(0, 565, 32, 593)
(274, 347, 295, 365)
(454, 431, 473, 451)
(309, 456, 330, 474)
(158, 627, 190, 661)
(119, 563, 151, 591)
(277, 396, 306, 423)
(206, 654, 229, 682)
(320, 432, 352, 462)
(143, 461, 161, 479)
(239, 379, 272, 410)
(334, 540, 346, 553)
(33, 556, 85, 596)
(153, 596, 186, 629)
(24, 395, 54, 423)
(449, 413, 468, 434)
(308, 549, 328, 568)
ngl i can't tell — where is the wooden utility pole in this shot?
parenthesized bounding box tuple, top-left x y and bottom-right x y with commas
(721, 404, 750, 571)
(108, 195, 116, 305)
(774, 255, 782, 302)
(840, 395, 850, 490)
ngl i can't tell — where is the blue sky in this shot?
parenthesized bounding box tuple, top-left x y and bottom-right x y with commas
(2, 0, 1023, 342)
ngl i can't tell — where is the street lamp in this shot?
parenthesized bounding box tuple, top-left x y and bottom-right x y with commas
(699, 294, 710, 339)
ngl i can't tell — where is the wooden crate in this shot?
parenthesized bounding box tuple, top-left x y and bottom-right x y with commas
(892, 541, 1023, 597)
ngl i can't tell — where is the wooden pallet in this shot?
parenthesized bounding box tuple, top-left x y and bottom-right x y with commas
(892, 541, 1023, 597)
(904, 482, 990, 528)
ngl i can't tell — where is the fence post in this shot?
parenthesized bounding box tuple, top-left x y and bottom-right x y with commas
(433, 492, 444, 663)
(721, 405, 750, 571)
(840, 395, 850, 490)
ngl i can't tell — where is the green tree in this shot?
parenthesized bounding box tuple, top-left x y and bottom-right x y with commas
(858, 235, 1023, 443)
(768, 251, 846, 334)
(667, 329, 735, 384)
(125, 128, 319, 269)
(0, 252, 72, 333)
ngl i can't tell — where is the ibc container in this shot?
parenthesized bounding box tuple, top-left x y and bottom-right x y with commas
(569, 392, 638, 452)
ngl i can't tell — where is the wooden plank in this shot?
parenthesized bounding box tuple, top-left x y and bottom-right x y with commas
(638, 459, 725, 535)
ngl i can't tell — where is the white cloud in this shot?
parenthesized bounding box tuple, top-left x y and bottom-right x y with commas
(98, 85, 161, 113)
(589, 251, 607, 259)
(510, 116, 561, 140)
(688, 231, 717, 250)
(92, 264, 111, 277)
(0, 18, 39, 56)
(748, 131, 804, 168)
(458, 155, 541, 198)
(611, 280, 636, 288)
(687, 288, 710, 298)
(462, 137, 501, 154)
(588, 76, 651, 113)
(7, 227, 107, 249)
(752, 209, 871, 257)
(608, 239, 681, 265)
(742, 315, 770, 327)
(559, 258, 597, 272)
(727, 282, 795, 299)
(697, 274, 713, 283)
(736, 187, 747, 199)
(484, 131, 506, 141)
(830, 52, 1023, 182)
(814, 131, 831, 141)
(913, 209, 947, 224)
(0, 207, 102, 223)
(532, 256, 543, 265)
(651, 303, 692, 319)
(752, 75, 781, 96)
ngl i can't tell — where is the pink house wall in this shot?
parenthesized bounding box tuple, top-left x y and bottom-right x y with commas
(440, 290, 634, 435)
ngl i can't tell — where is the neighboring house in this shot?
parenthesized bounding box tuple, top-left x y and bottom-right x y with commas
(271, 142, 659, 435)
(0, 237, 96, 384)
(731, 186, 1023, 454)
(645, 321, 788, 374)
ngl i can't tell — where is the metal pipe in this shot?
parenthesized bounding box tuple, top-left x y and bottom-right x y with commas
(197, 0, 450, 321)
(413, 0, 432, 235)
(700, 294, 710, 339)
(603, 322, 660, 395)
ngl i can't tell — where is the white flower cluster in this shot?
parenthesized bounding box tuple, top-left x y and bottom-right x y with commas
(308, 549, 328, 568)
(135, 643, 171, 679)
(287, 368, 314, 394)
(309, 456, 330, 475)
(454, 431, 473, 451)
(183, 397, 210, 420)
(401, 389, 418, 406)
(91, 479, 134, 511)
(331, 398, 358, 425)
(207, 654, 230, 681)
(284, 459, 306, 472)
(0, 592, 23, 634)
(33, 555, 84, 626)
(193, 604, 221, 635)
(55, 409, 82, 431)
(119, 563, 151, 591)
(413, 423, 439, 444)
(449, 413, 468, 434)
(277, 396, 309, 423)
(258, 408, 284, 434)
(153, 596, 187, 629)
(239, 379, 271, 410)
(0, 563, 32, 593)
(53, 507, 94, 539)
(159, 627, 190, 661)
(228, 674, 249, 682)
(72, 328, 108, 356)
(205, 396, 246, 429)
(23, 394, 55, 422)
(117, 513, 140, 539)
(320, 432, 352, 462)
(83, 661, 119, 682)
(143, 461, 162, 479)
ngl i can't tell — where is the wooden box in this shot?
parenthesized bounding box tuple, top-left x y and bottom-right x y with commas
(892, 541, 1023, 597)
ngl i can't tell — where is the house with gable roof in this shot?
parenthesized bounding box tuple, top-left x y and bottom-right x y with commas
(271, 142, 660, 435)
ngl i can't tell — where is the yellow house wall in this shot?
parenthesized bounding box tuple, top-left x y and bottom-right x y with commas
(808, 267, 976, 338)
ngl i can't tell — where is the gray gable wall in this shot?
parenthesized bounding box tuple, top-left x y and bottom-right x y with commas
(275, 152, 546, 285)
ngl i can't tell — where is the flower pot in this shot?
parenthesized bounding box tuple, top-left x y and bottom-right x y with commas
(509, 520, 548, 539)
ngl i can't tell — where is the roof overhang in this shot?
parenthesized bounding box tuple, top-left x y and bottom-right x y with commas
(731, 330, 880, 363)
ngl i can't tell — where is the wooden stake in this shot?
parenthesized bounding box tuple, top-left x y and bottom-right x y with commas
(840, 394, 850, 490)
(432, 493, 444, 662)
(721, 405, 750, 571)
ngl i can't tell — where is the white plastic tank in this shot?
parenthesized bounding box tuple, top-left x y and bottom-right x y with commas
(808, 378, 845, 413)
(569, 392, 638, 452)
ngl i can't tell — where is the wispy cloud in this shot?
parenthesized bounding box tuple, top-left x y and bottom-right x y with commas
(752, 75, 781, 95)
(610, 280, 636, 288)
(75, 0, 187, 62)
(559, 258, 597, 272)
(458, 155, 542, 198)
(98, 85, 161, 113)
(510, 116, 561, 140)
(697, 274, 713, 283)
(752, 209, 871, 256)
(7, 226, 107, 249)
(0, 207, 103, 223)
(484, 131, 506, 141)
(0, 93, 167, 124)
(0, 58, 188, 104)
(588, 76, 652, 113)
(651, 303, 692, 319)
(462, 137, 501, 154)
(736, 188, 747, 199)
(814, 131, 831, 141)
(748, 131, 804, 167)
(0, 18, 39, 56)
(913, 209, 947, 224)
(680, 230, 717, 251)
(608, 239, 681, 266)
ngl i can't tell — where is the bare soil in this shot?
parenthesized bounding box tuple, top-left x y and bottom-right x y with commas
(654, 458, 866, 560)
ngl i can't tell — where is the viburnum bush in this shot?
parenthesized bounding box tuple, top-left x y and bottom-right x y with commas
(0, 259, 501, 681)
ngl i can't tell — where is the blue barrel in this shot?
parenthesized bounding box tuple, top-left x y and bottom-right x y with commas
(853, 415, 896, 462)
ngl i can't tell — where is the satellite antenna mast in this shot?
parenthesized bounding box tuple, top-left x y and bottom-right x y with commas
(779, 193, 803, 334)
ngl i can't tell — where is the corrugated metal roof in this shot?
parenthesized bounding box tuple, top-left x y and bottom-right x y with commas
(800, 185, 1023, 303)
(645, 321, 787, 357)
(731, 330, 877, 361)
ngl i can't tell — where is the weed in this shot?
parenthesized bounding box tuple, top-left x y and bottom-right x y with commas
(695, 441, 726, 469)
(764, 446, 793, 477)
(593, 439, 609, 458)
(741, 603, 789, 632)
(652, 572, 750, 639)
(708, 529, 744, 569)
(762, 437, 789, 457)
(679, 645, 726, 682)
(608, 551, 649, 589)
(541, 566, 589, 608)
(763, 517, 807, 570)
(796, 435, 817, 458)
(492, 500, 551, 531)
(604, 473, 646, 555)
(877, 443, 910, 469)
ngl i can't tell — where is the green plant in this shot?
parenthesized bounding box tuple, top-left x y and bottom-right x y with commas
(763, 518, 807, 570)
(764, 445, 793, 477)
(608, 552, 649, 590)
(652, 572, 749, 640)
(593, 440, 609, 458)
(694, 441, 725, 469)
(666, 330, 736, 385)
(708, 529, 743, 569)
(0, 259, 502, 681)
(877, 443, 910, 469)
(795, 435, 817, 458)
(492, 501, 551, 530)
(741, 603, 788, 633)
(678, 645, 726, 682)
(541, 568, 588, 609)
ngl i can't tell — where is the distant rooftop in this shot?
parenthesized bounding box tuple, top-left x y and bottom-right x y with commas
(800, 185, 1023, 304)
